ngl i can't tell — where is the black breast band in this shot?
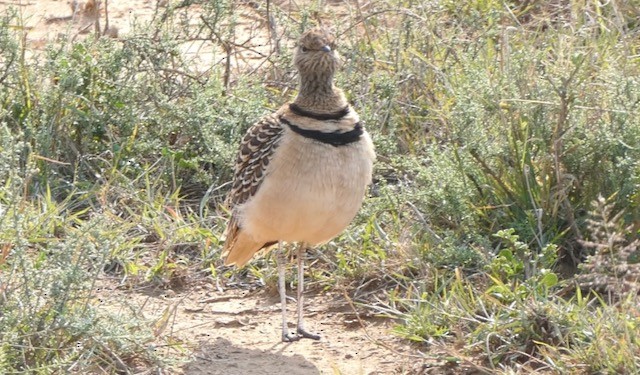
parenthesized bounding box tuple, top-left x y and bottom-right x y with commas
(280, 117, 363, 147)
(289, 103, 350, 121)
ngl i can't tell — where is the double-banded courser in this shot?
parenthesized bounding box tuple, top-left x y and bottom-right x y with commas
(222, 27, 375, 342)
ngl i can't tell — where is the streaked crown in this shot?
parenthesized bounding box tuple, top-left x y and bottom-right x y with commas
(294, 27, 338, 76)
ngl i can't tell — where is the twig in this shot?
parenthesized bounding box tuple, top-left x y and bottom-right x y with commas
(103, 0, 109, 35)
(31, 154, 72, 166)
(199, 15, 232, 91)
(94, 0, 101, 37)
(500, 98, 631, 114)
(266, 0, 280, 55)
(92, 337, 130, 374)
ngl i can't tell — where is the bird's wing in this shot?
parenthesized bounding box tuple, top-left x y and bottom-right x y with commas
(222, 114, 285, 264)
(226, 115, 285, 208)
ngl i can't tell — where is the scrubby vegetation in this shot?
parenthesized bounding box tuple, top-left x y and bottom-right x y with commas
(1, 0, 639, 373)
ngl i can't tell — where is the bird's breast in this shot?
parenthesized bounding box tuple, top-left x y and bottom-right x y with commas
(238, 129, 375, 245)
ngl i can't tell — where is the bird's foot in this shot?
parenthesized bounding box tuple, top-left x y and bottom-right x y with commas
(282, 331, 301, 342)
(281, 328, 320, 342)
(297, 327, 321, 340)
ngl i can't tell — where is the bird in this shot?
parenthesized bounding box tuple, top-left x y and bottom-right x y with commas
(221, 27, 375, 342)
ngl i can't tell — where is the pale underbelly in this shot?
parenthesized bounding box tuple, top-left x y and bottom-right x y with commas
(238, 142, 373, 245)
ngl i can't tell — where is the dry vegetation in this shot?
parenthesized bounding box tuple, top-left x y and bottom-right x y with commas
(1, 0, 639, 373)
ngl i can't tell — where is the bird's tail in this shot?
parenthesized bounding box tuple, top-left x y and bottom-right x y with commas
(222, 222, 277, 267)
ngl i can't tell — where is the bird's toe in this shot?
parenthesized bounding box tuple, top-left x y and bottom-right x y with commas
(297, 327, 321, 340)
(282, 332, 301, 342)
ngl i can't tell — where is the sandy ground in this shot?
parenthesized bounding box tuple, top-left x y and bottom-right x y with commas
(3, 0, 158, 44)
(1, 0, 353, 72)
(0, 1, 431, 373)
(97, 279, 425, 374)
(2, 0, 274, 70)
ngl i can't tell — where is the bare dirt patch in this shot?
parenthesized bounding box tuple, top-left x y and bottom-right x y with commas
(97, 280, 424, 374)
(2, 0, 277, 73)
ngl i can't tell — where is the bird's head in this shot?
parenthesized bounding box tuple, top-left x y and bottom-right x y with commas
(294, 27, 338, 77)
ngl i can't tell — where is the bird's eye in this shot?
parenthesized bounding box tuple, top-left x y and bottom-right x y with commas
(300, 46, 308, 52)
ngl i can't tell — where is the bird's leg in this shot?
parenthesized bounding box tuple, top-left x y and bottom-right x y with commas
(277, 242, 299, 342)
(296, 243, 321, 340)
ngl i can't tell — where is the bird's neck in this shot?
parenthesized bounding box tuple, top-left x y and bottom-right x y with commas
(294, 72, 347, 112)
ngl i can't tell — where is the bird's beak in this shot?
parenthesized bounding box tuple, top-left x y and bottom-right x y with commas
(320, 45, 331, 52)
